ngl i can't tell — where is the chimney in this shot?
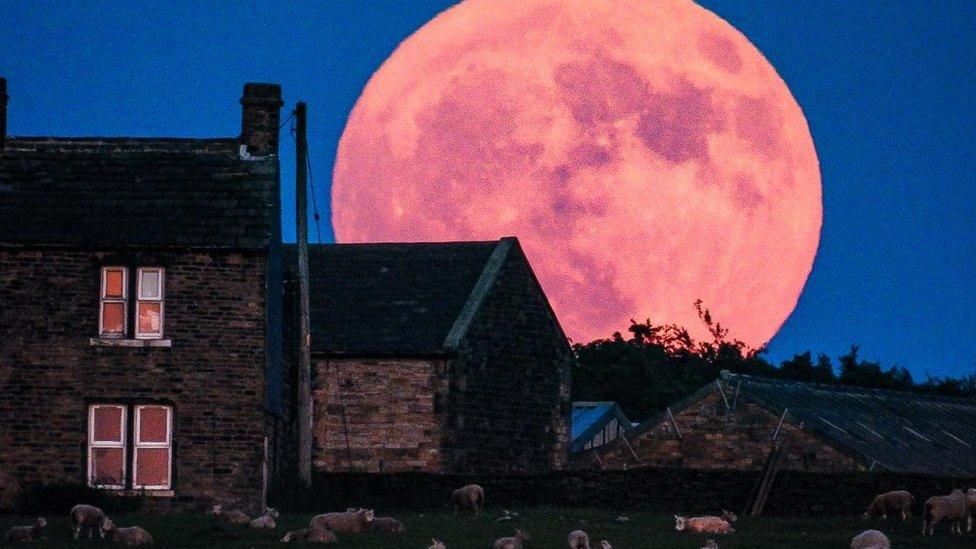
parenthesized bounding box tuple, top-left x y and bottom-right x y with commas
(240, 83, 283, 156)
(0, 77, 7, 149)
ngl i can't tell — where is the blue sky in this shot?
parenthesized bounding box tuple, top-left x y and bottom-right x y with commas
(1, 1, 973, 378)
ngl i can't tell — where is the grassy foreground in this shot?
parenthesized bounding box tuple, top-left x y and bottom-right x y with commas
(3, 506, 976, 548)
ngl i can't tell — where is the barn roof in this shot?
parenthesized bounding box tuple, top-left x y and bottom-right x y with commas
(571, 401, 632, 453)
(0, 138, 277, 249)
(721, 373, 976, 476)
(288, 238, 522, 356)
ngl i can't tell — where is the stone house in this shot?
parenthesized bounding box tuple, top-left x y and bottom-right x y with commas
(595, 372, 976, 476)
(286, 238, 573, 475)
(0, 79, 286, 510)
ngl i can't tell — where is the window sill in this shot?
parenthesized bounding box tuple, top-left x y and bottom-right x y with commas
(90, 338, 172, 348)
(103, 489, 175, 498)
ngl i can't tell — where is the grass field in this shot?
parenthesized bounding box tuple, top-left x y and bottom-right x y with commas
(3, 506, 976, 548)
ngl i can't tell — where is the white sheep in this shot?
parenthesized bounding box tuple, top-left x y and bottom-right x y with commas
(568, 529, 590, 549)
(428, 539, 447, 549)
(211, 503, 251, 525)
(281, 527, 337, 543)
(864, 490, 914, 521)
(309, 508, 374, 534)
(4, 517, 47, 542)
(701, 541, 719, 549)
(452, 484, 485, 516)
(674, 515, 734, 535)
(70, 504, 107, 539)
(102, 518, 154, 545)
(249, 507, 280, 529)
(850, 529, 890, 549)
(493, 529, 530, 549)
(923, 489, 967, 535)
(369, 516, 406, 533)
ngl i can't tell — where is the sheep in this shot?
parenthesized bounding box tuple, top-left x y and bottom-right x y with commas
(249, 507, 280, 529)
(923, 488, 968, 535)
(369, 516, 406, 534)
(70, 504, 107, 539)
(309, 508, 374, 534)
(452, 484, 485, 516)
(211, 503, 251, 525)
(568, 529, 590, 549)
(863, 490, 914, 521)
(102, 518, 154, 546)
(493, 529, 530, 549)
(280, 527, 337, 543)
(4, 517, 47, 542)
(428, 539, 447, 549)
(850, 529, 890, 549)
(674, 515, 734, 535)
(599, 542, 611, 549)
(701, 541, 719, 549)
(967, 488, 976, 532)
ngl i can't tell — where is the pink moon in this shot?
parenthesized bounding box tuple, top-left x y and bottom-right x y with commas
(332, 0, 822, 347)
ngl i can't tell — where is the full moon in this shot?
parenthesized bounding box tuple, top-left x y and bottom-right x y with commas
(332, 0, 822, 347)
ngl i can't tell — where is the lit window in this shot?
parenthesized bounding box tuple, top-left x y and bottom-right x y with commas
(98, 266, 165, 339)
(88, 405, 127, 489)
(135, 268, 164, 339)
(87, 404, 173, 491)
(133, 405, 172, 489)
(99, 268, 128, 337)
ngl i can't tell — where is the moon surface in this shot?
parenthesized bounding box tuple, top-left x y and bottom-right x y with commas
(332, 0, 822, 347)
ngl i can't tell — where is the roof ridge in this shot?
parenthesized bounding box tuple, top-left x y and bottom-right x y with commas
(724, 372, 976, 404)
(442, 237, 515, 350)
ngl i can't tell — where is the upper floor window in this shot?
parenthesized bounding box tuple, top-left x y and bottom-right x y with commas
(99, 267, 165, 339)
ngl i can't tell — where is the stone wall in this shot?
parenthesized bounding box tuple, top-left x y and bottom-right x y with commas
(0, 249, 268, 511)
(312, 357, 448, 473)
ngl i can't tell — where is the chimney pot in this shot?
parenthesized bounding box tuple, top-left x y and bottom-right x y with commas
(0, 77, 7, 149)
(240, 82, 284, 156)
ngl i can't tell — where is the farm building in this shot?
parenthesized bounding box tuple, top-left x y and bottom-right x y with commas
(285, 238, 573, 475)
(570, 401, 633, 453)
(597, 372, 976, 476)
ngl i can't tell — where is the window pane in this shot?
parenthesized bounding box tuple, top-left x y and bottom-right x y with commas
(101, 302, 125, 334)
(92, 406, 122, 442)
(139, 270, 160, 299)
(104, 269, 125, 298)
(137, 302, 161, 334)
(92, 448, 125, 486)
(139, 407, 169, 443)
(135, 448, 170, 487)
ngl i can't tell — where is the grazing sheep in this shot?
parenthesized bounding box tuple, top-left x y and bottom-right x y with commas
(211, 504, 251, 525)
(966, 488, 976, 532)
(923, 489, 968, 535)
(674, 515, 734, 535)
(720, 510, 738, 523)
(864, 490, 914, 521)
(599, 542, 611, 549)
(568, 529, 590, 549)
(701, 541, 719, 549)
(493, 529, 530, 549)
(614, 516, 629, 523)
(428, 539, 446, 549)
(850, 529, 890, 549)
(249, 507, 280, 529)
(452, 484, 485, 516)
(309, 508, 374, 534)
(281, 527, 337, 543)
(4, 517, 47, 542)
(102, 518, 154, 546)
(70, 504, 107, 539)
(369, 516, 406, 534)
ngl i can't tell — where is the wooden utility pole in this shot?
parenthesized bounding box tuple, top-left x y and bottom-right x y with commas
(295, 102, 312, 487)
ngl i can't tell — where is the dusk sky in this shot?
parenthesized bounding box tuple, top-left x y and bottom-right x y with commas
(1, 1, 973, 378)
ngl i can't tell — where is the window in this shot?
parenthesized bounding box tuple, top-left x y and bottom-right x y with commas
(99, 267, 165, 339)
(87, 404, 173, 491)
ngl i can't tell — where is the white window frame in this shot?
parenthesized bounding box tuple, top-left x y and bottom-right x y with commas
(134, 267, 165, 340)
(132, 405, 173, 490)
(87, 404, 127, 490)
(99, 267, 128, 338)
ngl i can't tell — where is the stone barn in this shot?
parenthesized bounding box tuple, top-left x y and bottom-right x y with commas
(286, 237, 572, 475)
(595, 372, 976, 476)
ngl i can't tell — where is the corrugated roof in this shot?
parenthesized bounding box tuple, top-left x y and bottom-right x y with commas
(571, 401, 632, 453)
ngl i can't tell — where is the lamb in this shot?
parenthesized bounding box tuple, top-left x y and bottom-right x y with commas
(966, 488, 976, 532)
(452, 484, 485, 516)
(923, 488, 968, 535)
(863, 490, 914, 521)
(211, 504, 251, 525)
(102, 518, 154, 545)
(249, 507, 280, 529)
(4, 517, 47, 542)
(674, 515, 734, 535)
(280, 527, 337, 543)
(368, 516, 406, 534)
(70, 504, 107, 539)
(568, 529, 590, 549)
(428, 539, 447, 549)
(701, 541, 719, 549)
(309, 508, 374, 534)
(850, 529, 890, 549)
(493, 529, 530, 549)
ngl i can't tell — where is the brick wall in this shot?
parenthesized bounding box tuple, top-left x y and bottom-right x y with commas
(312, 357, 448, 473)
(599, 390, 860, 472)
(0, 249, 268, 511)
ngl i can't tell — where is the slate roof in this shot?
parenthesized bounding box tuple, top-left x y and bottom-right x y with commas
(721, 373, 976, 476)
(571, 401, 632, 453)
(0, 137, 277, 249)
(287, 238, 514, 356)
